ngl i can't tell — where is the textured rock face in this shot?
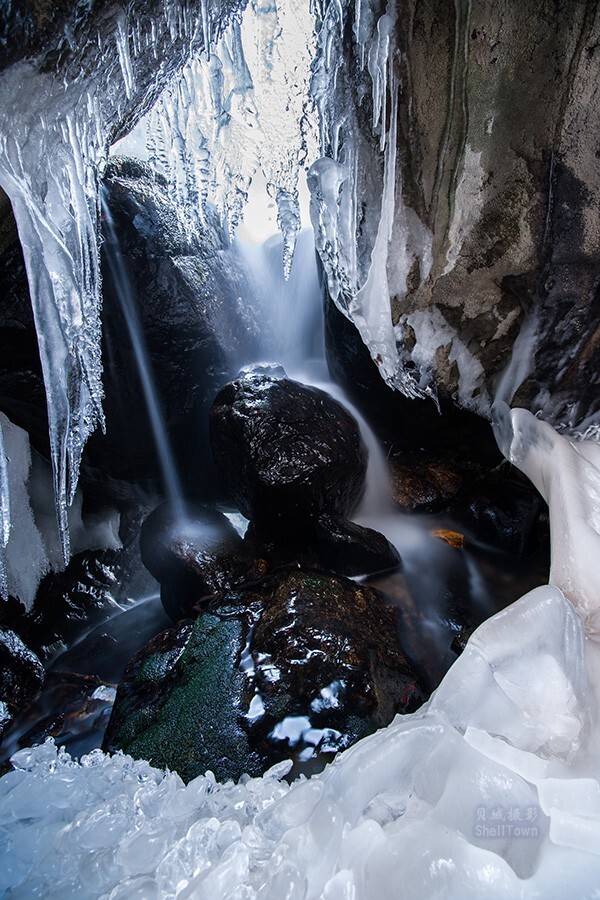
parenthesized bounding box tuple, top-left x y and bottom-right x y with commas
(0, 0, 245, 145)
(325, 0, 600, 428)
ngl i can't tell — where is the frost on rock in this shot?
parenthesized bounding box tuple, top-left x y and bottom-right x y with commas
(4, 415, 600, 896)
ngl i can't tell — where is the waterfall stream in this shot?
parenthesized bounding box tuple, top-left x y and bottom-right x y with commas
(101, 195, 187, 522)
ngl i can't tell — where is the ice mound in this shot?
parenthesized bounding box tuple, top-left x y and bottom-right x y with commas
(3, 407, 600, 898)
(1, 585, 600, 898)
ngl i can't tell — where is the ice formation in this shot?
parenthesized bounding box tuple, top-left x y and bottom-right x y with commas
(2, 408, 600, 898)
(146, 0, 318, 275)
(0, 413, 121, 610)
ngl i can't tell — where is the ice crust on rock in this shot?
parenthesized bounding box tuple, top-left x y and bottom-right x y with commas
(3, 413, 600, 897)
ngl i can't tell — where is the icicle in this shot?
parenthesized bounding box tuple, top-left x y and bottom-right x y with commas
(200, 0, 212, 56)
(349, 67, 400, 387)
(368, 12, 395, 147)
(0, 65, 106, 563)
(115, 14, 136, 99)
(274, 187, 301, 279)
(307, 156, 358, 308)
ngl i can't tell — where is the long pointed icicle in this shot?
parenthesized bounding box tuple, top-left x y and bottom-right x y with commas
(0, 67, 105, 564)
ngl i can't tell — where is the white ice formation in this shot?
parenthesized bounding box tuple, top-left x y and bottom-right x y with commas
(0, 413, 121, 610)
(2, 407, 600, 898)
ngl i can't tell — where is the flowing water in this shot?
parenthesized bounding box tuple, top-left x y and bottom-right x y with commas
(101, 194, 187, 521)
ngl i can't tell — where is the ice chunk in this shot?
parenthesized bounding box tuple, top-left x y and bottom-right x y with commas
(493, 404, 600, 636)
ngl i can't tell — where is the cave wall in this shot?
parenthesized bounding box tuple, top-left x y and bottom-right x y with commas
(389, 0, 600, 425)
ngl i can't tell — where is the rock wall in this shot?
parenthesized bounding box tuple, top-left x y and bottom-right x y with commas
(326, 0, 600, 429)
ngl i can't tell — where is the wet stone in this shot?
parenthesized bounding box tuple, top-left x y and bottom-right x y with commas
(244, 514, 399, 578)
(312, 514, 400, 576)
(209, 373, 368, 539)
(104, 568, 426, 783)
(389, 454, 464, 512)
(140, 503, 257, 622)
(0, 671, 115, 761)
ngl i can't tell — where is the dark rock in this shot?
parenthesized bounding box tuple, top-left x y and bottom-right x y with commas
(453, 469, 550, 558)
(104, 568, 426, 782)
(103, 614, 259, 783)
(209, 373, 368, 537)
(243, 514, 399, 578)
(0, 672, 115, 762)
(140, 503, 257, 622)
(0, 629, 44, 714)
(24, 550, 128, 662)
(389, 455, 464, 512)
(313, 514, 400, 576)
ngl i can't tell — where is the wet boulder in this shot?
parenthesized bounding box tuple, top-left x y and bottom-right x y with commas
(243, 514, 399, 578)
(312, 514, 400, 576)
(209, 373, 368, 538)
(104, 568, 426, 783)
(140, 503, 259, 622)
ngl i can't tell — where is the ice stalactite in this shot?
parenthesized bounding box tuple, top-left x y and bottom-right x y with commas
(0, 67, 106, 564)
(146, 0, 318, 275)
